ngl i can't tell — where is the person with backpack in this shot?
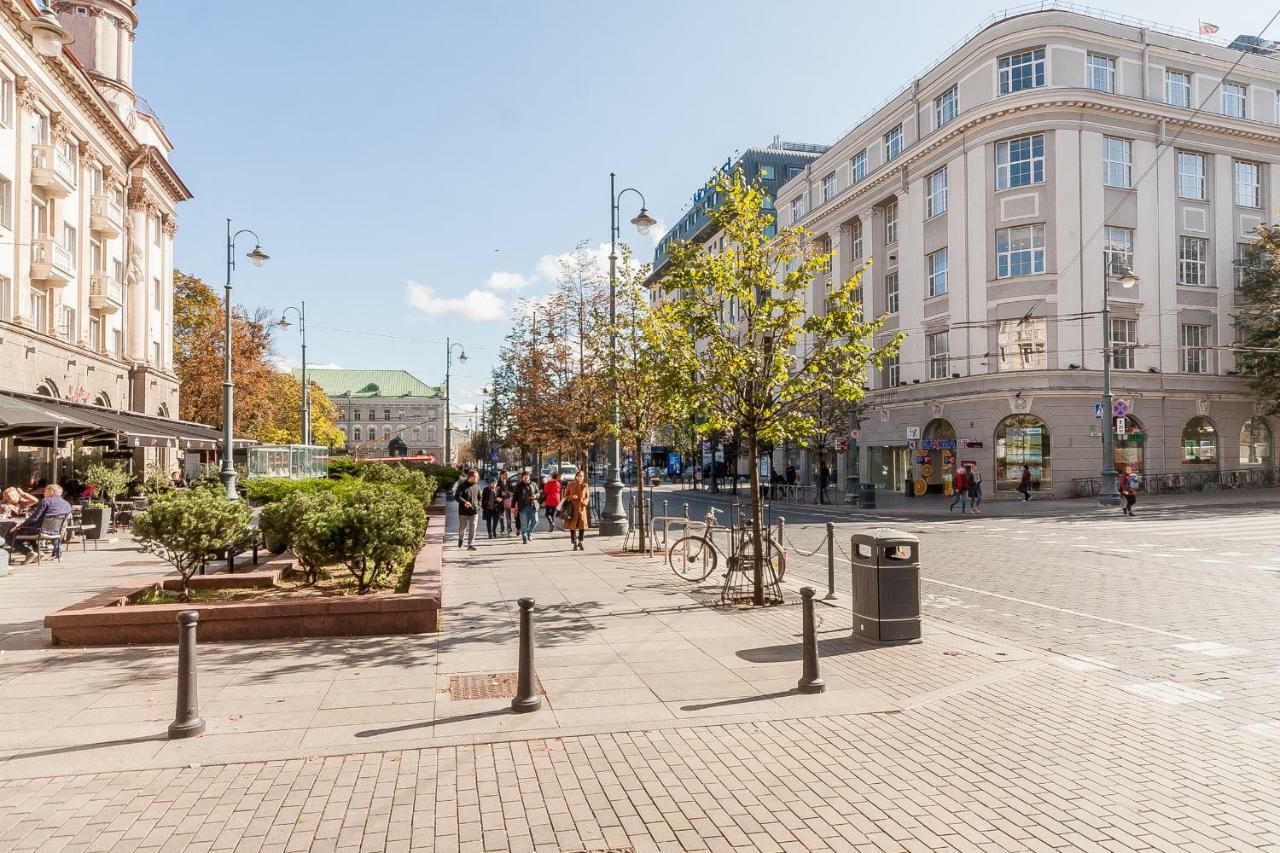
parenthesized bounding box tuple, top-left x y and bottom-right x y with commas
(966, 464, 983, 514)
(513, 470, 539, 544)
(453, 470, 481, 551)
(542, 469, 562, 532)
(1120, 465, 1139, 516)
(949, 466, 968, 513)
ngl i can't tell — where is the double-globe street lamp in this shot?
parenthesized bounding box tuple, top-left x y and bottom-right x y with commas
(444, 338, 467, 468)
(276, 301, 309, 446)
(1097, 252, 1138, 507)
(220, 220, 269, 499)
(602, 173, 657, 536)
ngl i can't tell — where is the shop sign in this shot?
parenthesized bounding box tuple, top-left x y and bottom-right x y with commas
(914, 455, 928, 465)
(908, 439, 919, 450)
(963, 440, 984, 449)
(961, 459, 977, 467)
(921, 439, 957, 450)
(835, 437, 848, 451)
(906, 426, 921, 440)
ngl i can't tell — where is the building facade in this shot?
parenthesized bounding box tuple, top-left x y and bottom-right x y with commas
(776, 8, 1280, 497)
(0, 0, 190, 478)
(303, 369, 447, 461)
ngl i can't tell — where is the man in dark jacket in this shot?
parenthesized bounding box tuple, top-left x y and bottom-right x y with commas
(6, 484, 71, 564)
(453, 470, 481, 550)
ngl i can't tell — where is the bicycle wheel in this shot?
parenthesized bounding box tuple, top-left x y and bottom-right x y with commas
(668, 535, 717, 582)
(737, 537, 783, 582)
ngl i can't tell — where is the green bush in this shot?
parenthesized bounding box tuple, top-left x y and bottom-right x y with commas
(86, 463, 131, 503)
(305, 483, 424, 594)
(325, 457, 362, 479)
(261, 490, 341, 584)
(133, 489, 252, 599)
(141, 464, 172, 497)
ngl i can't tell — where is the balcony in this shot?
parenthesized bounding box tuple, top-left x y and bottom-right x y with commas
(31, 144, 77, 198)
(30, 237, 75, 286)
(89, 194, 123, 238)
(89, 273, 122, 314)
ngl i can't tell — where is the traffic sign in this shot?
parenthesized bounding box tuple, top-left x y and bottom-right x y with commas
(1094, 402, 1104, 420)
(1113, 399, 1130, 417)
(1115, 416, 1127, 435)
(848, 429, 861, 440)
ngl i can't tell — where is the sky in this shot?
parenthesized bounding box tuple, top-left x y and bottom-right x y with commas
(134, 0, 1269, 429)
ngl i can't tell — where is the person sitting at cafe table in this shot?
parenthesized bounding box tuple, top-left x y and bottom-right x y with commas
(5, 484, 72, 565)
(1, 486, 38, 518)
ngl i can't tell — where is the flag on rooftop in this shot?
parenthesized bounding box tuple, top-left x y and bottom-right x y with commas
(1198, 21, 1220, 35)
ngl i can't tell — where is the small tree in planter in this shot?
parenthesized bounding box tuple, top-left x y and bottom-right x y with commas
(132, 489, 252, 600)
(259, 490, 341, 583)
(311, 483, 425, 594)
(140, 464, 173, 499)
(85, 463, 130, 505)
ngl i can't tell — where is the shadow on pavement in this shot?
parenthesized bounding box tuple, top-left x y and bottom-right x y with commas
(0, 733, 167, 761)
(355, 707, 511, 739)
(737, 636, 877, 664)
(680, 689, 798, 712)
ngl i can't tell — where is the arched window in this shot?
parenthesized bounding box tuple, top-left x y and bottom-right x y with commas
(994, 414, 1051, 491)
(92, 392, 111, 408)
(1181, 417, 1218, 467)
(921, 418, 956, 490)
(383, 426, 391, 439)
(368, 409, 376, 421)
(1239, 418, 1272, 467)
(425, 425, 437, 445)
(35, 380, 59, 398)
(353, 410, 360, 421)
(157, 403, 169, 418)
(353, 427, 362, 442)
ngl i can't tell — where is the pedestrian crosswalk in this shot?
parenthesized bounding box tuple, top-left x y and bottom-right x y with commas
(954, 510, 1280, 544)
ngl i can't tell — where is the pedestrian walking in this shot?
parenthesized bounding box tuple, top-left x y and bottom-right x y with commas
(496, 471, 513, 535)
(966, 464, 983, 513)
(514, 471, 539, 544)
(818, 462, 831, 504)
(949, 466, 969, 513)
(481, 477, 500, 539)
(453, 470, 481, 550)
(1017, 464, 1033, 501)
(542, 470, 562, 532)
(1120, 465, 1139, 516)
(562, 470, 590, 551)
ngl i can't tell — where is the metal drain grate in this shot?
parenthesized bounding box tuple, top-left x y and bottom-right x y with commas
(448, 672, 544, 701)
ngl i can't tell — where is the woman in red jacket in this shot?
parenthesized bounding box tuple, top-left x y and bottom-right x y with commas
(542, 471, 562, 532)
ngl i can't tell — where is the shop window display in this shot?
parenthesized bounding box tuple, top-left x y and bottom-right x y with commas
(1239, 418, 1273, 467)
(1180, 417, 1218, 467)
(995, 414, 1050, 491)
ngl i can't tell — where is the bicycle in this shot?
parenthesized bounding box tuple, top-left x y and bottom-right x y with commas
(667, 507, 786, 583)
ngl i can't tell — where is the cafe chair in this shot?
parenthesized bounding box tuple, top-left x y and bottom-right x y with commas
(13, 514, 70, 564)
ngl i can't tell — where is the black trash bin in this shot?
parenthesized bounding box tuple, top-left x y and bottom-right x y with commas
(858, 483, 876, 509)
(904, 477, 914, 498)
(850, 528, 921, 643)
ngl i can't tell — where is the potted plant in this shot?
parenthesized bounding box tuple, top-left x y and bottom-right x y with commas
(84, 463, 130, 538)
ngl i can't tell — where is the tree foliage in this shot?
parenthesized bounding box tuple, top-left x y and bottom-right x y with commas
(1235, 223, 1280, 413)
(85, 463, 130, 503)
(652, 169, 901, 603)
(132, 488, 252, 599)
(303, 483, 425, 594)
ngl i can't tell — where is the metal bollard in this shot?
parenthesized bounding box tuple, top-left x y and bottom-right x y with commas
(168, 610, 206, 738)
(511, 597, 541, 713)
(683, 503, 689, 523)
(663, 499, 669, 520)
(825, 522, 837, 600)
(776, 516, 785, 551)
(797, 588, 826, 694)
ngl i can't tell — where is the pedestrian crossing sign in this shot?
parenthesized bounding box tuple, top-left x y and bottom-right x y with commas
(1094, 402, 1104, 419)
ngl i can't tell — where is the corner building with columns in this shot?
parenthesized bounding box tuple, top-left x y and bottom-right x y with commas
(0, 0, 190, 476)
(778, 8, 1280, 498)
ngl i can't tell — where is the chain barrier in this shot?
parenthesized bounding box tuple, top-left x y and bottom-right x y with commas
(782, 528, 830, 558)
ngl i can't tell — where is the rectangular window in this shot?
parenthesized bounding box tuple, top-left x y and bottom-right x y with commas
(884, 352, 900, 387)
(1102, 136, 1131, 188)
(786, 166, 802, 180)
(152, 340, 161, 365)
(89, 314, 101, 351)
(1178, 236, 1209, 286)
(1222, 82, 1246, 118)
(851, 150, 867, 182)
(1234, 160, 1261, 208)
(884, 201, 898, 244)
(31, 198, 47, 237)
(997, 318, 1047, 371)
(113, 258, 124, 284)
(89, 238, 103, 273)
(935, 86, 958, 127)
(927, 331, 950, 380)
(1104, 226, 1134, 274)
(29, 288, 47, 332)
(927, 248, 949, 297)
(998, 48, 1045, 94)
(995, 134, 1045, 189)
(0, 275, 9, 321)
(1165, 70, 1191, 107)
(62, 224, 76, 267)
(884, 125, 903, 161)
(1176, 151, 1206, 199)
(822, 172, 836, 203)
(111, 328, 122, 359)
(852, 218, 863, 259)
(759, 164, 776, 180)
(152, 276, 161, 306)
(886, 271, 899, 314)
(1111, 318, 1137, 370)
(1086, 53, 1116, 93)
(1234, 242, 1249, 288)
(1181, 324, 1209, 373)
(0, 75, 12, 128)
(57, 304, 74, 342)
(996, 224, 1046, 278)
(384, 409, 391, 421)
(926, 167, 948, 218)
(790, 197, 805, 223)
(0, 175, 11, 230)
(152, 214, 162, 246)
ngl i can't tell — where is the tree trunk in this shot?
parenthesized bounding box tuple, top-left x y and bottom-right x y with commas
(635, 438, 646, 553)
(748, 430, 764, 606)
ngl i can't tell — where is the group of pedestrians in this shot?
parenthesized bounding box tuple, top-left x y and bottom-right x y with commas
(452, 468, 591, 550)
(948, 463, 985, 514)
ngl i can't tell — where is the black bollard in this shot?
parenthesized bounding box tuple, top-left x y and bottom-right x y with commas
(511, 597, 541, 713)
(168, 610, 206, 738)
(825, 522, 837, 600)
(797, 587, 826, 694)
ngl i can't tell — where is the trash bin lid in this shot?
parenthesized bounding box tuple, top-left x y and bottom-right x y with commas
(869, 527, 918, 545)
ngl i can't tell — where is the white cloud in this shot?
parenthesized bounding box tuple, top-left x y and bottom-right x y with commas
(405, 281, 507, 322)
(534, 242, 611, 282)
(484, 271, 532, 292)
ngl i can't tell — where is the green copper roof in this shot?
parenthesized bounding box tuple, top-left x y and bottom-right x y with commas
(295, 369, 442, 399)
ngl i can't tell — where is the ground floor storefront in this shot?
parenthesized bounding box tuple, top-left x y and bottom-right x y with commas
(854, 376, 1276, 499)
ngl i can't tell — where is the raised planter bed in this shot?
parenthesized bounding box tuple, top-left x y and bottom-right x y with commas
(44, 526, 444, 647)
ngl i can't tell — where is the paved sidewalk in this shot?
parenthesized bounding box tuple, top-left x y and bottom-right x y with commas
(1, 526, 1279, 850)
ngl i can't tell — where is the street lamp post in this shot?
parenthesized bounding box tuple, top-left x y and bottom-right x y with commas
(1098, 253, 1137, 507)
(603, 172, 657, 536)
(276, 302, 308, 445)
(444, 338, 467, 468)
(220, 219, 269, 500)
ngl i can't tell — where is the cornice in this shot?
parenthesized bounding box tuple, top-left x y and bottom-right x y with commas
(799, 93, 1280, 234)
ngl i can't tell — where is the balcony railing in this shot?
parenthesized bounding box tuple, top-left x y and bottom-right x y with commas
(31, 144, 77, 196)
(89, 194, 124, 236)
(89, 273, 123, 313)
(30, 237, 75, 282)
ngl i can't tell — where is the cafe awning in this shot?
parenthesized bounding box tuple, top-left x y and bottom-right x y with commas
(0, 391, 255, 451)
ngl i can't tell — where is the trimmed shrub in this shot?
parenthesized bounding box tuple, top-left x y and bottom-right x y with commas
(305, 483, 425, 594)
(133, 489, 252, 600)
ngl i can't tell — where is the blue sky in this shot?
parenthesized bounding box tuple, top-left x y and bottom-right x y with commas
(136, 0, 1265, 426)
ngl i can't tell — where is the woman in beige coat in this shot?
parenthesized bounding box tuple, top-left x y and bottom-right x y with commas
(562, 471, 590, 551)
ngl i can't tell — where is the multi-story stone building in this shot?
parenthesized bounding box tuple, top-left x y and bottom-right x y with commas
(303, 369, 447, 461)
(777, 8, 1280, 497)
(0, 0, 191, 478)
